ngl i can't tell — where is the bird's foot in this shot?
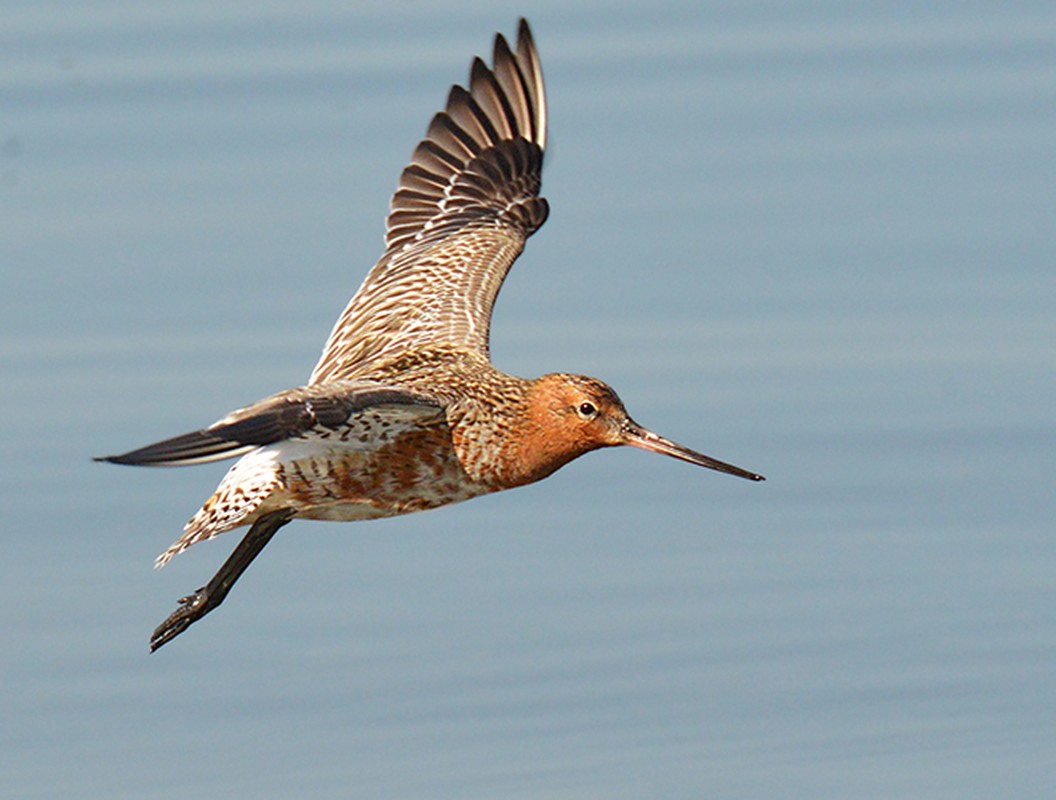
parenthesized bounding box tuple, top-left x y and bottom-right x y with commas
(150, 587, 210, 652)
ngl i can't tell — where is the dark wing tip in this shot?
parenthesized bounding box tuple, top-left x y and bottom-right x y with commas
(94, 430, 254, 467)
(383, 19, 547, 255)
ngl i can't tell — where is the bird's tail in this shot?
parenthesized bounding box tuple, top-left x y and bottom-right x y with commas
(154, 449, 284, 568)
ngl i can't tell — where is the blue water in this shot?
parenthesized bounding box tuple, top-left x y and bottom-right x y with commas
(3, 2, 1055, 798)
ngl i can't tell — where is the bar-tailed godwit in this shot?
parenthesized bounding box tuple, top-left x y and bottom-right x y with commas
(98, 19, 764, 651)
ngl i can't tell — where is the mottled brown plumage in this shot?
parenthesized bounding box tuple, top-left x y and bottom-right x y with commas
(310, 22, 547, 381)
(97, 20, 763, 651)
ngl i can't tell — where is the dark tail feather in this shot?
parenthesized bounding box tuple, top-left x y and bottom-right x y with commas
(94, 430, 256, 467)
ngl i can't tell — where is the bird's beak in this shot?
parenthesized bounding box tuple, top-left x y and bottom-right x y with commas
(621, 421, 765, 481)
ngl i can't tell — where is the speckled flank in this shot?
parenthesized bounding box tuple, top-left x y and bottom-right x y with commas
(282, 422, 486, 517)
(155, 401, 485, 566)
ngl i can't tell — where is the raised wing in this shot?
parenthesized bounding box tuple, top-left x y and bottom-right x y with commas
(310, 19, 548, 385)
(95, 383, 444, 466)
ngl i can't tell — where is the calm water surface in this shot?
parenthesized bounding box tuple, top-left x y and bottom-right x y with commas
(3, 1, 1055, 798)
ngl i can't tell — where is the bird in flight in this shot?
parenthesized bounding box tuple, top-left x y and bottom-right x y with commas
(98, 19, 764, 652)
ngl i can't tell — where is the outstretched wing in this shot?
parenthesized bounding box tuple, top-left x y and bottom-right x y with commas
(95, 383, 444, 467)
(309, 19, 548, 385)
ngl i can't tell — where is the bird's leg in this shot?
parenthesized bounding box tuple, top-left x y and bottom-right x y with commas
(150, 509, 294, 652)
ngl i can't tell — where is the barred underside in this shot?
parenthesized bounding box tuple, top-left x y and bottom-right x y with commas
(155, 447, 282, 568)
(153, 396, 455, 567)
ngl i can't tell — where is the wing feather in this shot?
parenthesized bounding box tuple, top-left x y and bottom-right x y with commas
(310, 19, 547, 384)
(95, 383, 443, 467)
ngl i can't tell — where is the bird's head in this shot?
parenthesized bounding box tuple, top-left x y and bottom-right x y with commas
(501, 373, 764, 486)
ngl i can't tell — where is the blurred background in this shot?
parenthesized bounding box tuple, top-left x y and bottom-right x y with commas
(3, 1, 1054, 797)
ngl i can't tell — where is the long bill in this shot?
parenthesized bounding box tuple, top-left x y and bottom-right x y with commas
(621, 421, 765, 482)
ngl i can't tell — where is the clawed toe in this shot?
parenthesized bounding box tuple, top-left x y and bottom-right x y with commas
(150, 588, 209, 652)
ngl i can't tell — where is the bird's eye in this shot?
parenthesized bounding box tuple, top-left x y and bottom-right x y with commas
(577, 402, 597, 418)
